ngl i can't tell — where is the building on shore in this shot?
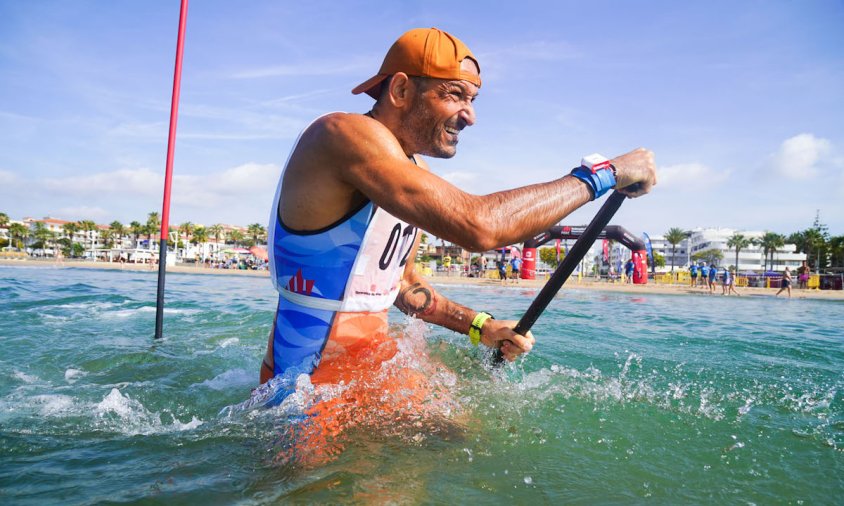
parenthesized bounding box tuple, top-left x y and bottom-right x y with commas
(642, 227, 806, 272)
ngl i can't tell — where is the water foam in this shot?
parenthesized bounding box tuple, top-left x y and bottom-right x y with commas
(65, 368, 87, 383)
(95, 388, 203, 435)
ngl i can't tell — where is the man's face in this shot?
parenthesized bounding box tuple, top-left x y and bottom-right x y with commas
(403, 59, 479, 158)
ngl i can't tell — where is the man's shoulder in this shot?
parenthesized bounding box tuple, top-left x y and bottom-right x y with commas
(303, 112, 406, 160)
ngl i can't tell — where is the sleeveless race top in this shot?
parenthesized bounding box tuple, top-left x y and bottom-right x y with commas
(266, 116, 418, 378)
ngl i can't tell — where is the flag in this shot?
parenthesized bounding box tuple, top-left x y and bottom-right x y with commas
(642, 232, 653, 263)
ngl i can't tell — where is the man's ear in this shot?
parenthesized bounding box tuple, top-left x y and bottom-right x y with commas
(386, 72, 412, 108)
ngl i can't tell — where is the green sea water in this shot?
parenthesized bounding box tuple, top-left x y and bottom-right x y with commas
(1, 265, 842, 504)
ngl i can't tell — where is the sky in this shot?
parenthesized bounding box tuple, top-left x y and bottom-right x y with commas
(1, 0, 842, 239)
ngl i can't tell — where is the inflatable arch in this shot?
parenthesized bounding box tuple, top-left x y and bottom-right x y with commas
(520, 225, 649, 284)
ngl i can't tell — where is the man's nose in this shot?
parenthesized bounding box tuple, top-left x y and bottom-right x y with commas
(459, 101, 476, 127)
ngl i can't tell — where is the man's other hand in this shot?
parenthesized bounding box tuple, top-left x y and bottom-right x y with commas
(480, 319, 535, 361)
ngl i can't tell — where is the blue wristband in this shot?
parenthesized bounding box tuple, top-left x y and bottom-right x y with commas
(570, 163, 617, 200)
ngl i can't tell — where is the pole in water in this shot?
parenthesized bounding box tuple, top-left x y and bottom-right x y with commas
(155, 0, 189, 340)
(493, 191, 628, 363)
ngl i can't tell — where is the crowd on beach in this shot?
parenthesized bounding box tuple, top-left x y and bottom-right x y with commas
(686, 260, 810, 298)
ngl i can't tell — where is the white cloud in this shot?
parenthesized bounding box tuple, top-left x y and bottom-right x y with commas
(56, 206, 111, 221)
(42, 168, 162, 197)
(770, 133, 832, 180)
(38, 163, 281, 209)
(172, 163, 281, 206)
(656, 162, 730, 189)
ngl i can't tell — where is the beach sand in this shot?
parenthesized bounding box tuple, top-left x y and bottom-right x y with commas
(4, 257, 842, 301)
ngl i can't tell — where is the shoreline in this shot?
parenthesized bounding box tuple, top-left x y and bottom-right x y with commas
(3, 258, 842, 301)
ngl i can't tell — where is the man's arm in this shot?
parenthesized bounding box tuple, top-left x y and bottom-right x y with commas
(393, 238, 534, 361)
(317, 113, 656, 252)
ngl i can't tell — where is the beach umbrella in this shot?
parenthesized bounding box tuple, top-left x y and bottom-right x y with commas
(249, 246, 269, 261)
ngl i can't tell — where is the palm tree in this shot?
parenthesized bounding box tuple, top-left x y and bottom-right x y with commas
(207, 224, 222, 243)
(0, 212, 9, 249)
(62, 222, 79, 243)
(192, 226, 208, 264)
(130, 220, 144, 249)
(664, 227, 688, 275)
(727, 232, 751, 273)
(770, 233, 785, 271)
(109, 221, 125, 249)
(76, 220, 98, 256)
(32, 222, 53, 256)
(229, 229, 244, 249)
(9, 222, 28, 251)
(247, 223, 266, 246)
(146, 212, 160, 250)
(758, 231, 787, 272)
(207, 224, 224, 261)
(178, 222, 194, 259)
(99, 228, 114, 252)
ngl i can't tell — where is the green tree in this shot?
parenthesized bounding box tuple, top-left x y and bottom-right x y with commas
(828, 235, 844, 269)
(9, 222, 28, 251)
(727, 233, 751, 274)
(192, 226, 208, 264)
(664, 227, 688, 273)
(62, 222, 79, 243)
(539, 246, 561, 268)
(130, 220, 144, 249)
(1, 213, 11, 250)
(77, 220, 98, 254)
(56, 237, 72, 256)
(109, 221, 125, 248)
(146, 212, 160, 249)
(228, 229, 244, 248)
(32, 222, 55, 255)
(758, 232, 785, 272)
(208, 224, 224, 244)
(99, 228, 114, 249)
(653, 252, 666, 268)
(691, 248, 723, 265)
(177, 222, 194, 258)
(247, 223, 266, 245)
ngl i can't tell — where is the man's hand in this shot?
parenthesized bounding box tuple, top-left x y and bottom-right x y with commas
(480, 319, 535, 361)
(611, 148, 657, 198)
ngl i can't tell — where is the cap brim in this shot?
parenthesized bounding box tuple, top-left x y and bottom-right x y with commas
(351, 74, 389, 99)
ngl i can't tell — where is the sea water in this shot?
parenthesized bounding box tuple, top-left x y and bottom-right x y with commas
(1, 265, 842, 504)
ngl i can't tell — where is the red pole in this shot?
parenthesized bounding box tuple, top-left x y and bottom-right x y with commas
(155, 0, 189, 339)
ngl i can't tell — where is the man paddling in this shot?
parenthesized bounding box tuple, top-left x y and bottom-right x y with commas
(260, 27, 657, 388)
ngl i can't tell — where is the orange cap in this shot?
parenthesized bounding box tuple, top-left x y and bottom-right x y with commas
(352, 27, 481, 99)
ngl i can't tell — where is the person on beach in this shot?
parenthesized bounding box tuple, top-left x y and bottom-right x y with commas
(708, 263, 717, 294)
(689, 263, 698, 287)
(497, 257, 508, 284)
(725, 268, 740, 296)
(624, 258, 634, 284)
(510, 255, 522, 284)
(259, 27, 657, 393)
(797, 260, 810, 289)
(776, 266, 792, 298)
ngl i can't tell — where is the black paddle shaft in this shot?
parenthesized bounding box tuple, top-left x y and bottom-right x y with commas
(494, 191, 627, 362)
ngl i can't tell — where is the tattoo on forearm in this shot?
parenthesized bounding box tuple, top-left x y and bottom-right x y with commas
(397, 282, 437, 316)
